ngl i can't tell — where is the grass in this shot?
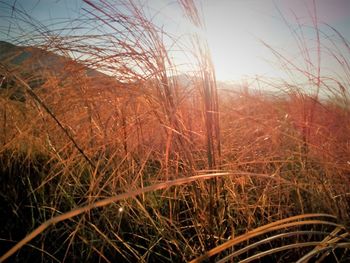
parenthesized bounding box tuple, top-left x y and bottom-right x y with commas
(0, 0, 350, 262)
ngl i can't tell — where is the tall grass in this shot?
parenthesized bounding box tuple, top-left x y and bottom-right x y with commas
(0, 0, 349, 262)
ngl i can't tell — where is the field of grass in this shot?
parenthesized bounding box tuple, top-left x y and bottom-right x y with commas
(0, 0, 350, 262)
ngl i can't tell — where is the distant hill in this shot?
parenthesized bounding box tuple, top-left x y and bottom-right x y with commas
(0, 41, 124, 102)
(0, 41, 251, 104)
(0, 40, 113, 78)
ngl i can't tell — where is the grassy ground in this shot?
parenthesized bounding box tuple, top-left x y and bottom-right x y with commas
(0, 0, 350, 262)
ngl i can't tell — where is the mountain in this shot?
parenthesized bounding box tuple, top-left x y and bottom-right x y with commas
(0, 41, 123, 102)
(0, 41, 253, 104)
(0, 40, 113, 79)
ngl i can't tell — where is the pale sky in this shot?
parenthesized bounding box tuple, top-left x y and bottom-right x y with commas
(201, 0, 350, 81)
(1, 0, 349, 82)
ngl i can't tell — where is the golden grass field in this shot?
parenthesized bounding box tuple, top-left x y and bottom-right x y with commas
(0, 0, 349, 262)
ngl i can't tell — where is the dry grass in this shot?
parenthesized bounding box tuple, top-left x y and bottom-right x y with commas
(0, 0, 349, 262)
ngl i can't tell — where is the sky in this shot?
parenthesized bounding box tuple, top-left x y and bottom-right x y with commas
(0, 0, 349, 82)
(201, 0, 350, 81)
